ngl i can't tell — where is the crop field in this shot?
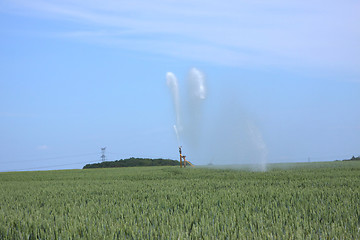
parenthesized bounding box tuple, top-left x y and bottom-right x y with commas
(0, 161, 359, 239)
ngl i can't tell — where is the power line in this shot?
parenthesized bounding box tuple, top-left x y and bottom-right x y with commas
(1, 148, 114, 172)
(3, 159, 120, 172)
(1, 152, 99, 165)
(271, 153, 359, 161)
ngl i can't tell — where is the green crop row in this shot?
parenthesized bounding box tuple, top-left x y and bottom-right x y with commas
(0, 161, 359, 239)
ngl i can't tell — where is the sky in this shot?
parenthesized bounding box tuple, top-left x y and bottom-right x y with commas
(0, 0, 359, 171)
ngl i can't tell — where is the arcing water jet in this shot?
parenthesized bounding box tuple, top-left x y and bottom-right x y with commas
(166, 72, 181, 145)
(166, 72, 180, 127)
(185, 68, 207, 148)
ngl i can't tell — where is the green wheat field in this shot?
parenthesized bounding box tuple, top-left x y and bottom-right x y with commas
(1, 161, 359, 239)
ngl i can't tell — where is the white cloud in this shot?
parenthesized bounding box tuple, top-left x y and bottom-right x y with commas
(2, 0, 360, 73)
(37, 145, 49, 150)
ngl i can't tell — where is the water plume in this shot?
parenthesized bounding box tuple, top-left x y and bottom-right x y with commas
(188, 68, 206, 100)
(166, 72, 182, 142)
(202, 101, 267, 171)
(247, 121, 267, 171)
(185, 68, 207, 148)
(166, 68, 267, 171)
(173, 124, 180, 146)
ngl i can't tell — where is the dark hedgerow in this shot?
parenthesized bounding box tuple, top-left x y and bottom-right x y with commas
(83, 158, 186, 169)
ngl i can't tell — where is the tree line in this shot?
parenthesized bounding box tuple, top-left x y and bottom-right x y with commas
(343, 156, 360, 161)
(83, 157, 180, 169)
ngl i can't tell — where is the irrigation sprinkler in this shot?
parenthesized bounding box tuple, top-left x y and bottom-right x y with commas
(178, 146, 194, 168)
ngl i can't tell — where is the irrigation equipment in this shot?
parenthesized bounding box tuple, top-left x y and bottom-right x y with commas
(178, 146, 194, 168)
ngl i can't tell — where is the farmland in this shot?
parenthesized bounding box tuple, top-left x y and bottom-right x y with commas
(0, 161, 359, 239)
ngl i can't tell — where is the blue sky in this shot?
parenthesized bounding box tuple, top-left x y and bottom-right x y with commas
(0, 0, 359, 171)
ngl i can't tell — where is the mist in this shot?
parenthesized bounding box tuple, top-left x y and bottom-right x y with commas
(167, 68, 267, 171)
(183, 68, 207, 148)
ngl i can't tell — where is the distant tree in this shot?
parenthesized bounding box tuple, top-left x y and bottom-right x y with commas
(83, 158, 180, 169)
(342, 155, 360, 161)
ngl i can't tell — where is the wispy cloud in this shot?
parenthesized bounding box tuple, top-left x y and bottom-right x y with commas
(37, 145, 49, 150)
(2, 0, 360, 73)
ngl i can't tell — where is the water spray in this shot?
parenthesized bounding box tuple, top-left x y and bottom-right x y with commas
(167, 68, 267, 170)
(173, 125, 180, 146)
(166, 72, 181, 134)
(167, 69, 205, 168)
